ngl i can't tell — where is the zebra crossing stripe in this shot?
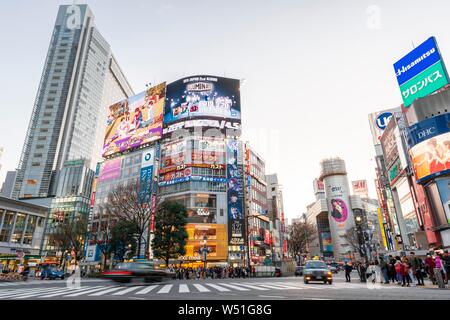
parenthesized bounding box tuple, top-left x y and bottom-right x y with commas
(0, 287, 47, 297)
(136, 285, 159, 294)
(0, 287, 58, 298)
(178, 284, 189, 293)
(255, 283, 302, 290)
(37, 287, 103, 298)
(204, 283, 230, 292)
(64, 286, 114, 297)
(192, 284, 210, 293)
(217, 283, 250, 291)
(112, 286, 145, 296)
(157, 284, 173, 294)
(89, 287, 124, 296)
(230, 283, 269, 291)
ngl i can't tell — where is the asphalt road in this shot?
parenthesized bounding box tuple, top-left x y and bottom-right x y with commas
(0, 271, 449, 300)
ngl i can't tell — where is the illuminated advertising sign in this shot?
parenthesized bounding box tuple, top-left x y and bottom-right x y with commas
(163, 119, 241, 136)
(103, 82, 165, 157)
(179, 224, 228, 261)
(435, 179, 450, 224)
(393, 37, 449, 107)
(139, 148, 154, 203)
(407, 113, 450, 183)
(226, 139, 245, 246)
(99, 158, 122, 182)
(164, 76, 241, 125)
(158, 176, 227, 187)
(321, 232, 333, 252)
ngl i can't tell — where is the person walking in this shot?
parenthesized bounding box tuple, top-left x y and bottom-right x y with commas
(443, 250, 450, 285)
(425, 253, 436, 284)
(345, 262, 352, 282)
(388, 255, 397, 283)
(394, 259, 403, 285)
(409, 252, 424, 286)
(379, 257, 390, 284)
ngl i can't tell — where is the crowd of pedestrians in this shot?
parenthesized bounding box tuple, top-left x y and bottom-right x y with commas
(170, 266, 255, 280)
(343, 250, 450, 288)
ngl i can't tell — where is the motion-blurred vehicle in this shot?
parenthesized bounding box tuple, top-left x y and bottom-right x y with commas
(295, 266, 304, 277)
(329, 262, 341, 272)
(102, 261, 175, 283)
(303, 260, 333, 284)
(274, 268, 282, 277)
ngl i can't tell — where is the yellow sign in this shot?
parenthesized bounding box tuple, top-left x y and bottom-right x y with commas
(178, 224, 228, 261)
(377, 208, 388, 250)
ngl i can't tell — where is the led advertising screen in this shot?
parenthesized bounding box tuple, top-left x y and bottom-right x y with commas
(164, 75, 241, 125)
(99, 158, 122, 182)
(407, 113, 450, 183)
(102, 82, 166, 157)
(226, 139, 245, 246)
(393, 37, 449, 107)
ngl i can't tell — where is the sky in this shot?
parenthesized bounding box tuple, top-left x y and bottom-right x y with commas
(1, 0, 450, 221)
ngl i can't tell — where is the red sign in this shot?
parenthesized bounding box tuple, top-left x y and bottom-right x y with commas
(264, 230, 271, 245)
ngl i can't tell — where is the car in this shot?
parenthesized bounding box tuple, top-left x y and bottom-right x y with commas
(303, 260, 333, 284)
(295, 266, 304, 277)
(102, 261, 175, 284)
(41, 267, 65, 280)
(329, 262, 341, 272)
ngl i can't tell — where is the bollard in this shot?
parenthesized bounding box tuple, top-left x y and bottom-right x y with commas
(433, 268, 446, 289)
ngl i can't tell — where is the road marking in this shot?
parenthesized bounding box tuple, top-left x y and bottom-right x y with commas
(0, 287, 59, 298)
(0, 287, 49, 297)
(112, 286, 144, 296)
(157, 284, 173, 294)
(64, 286, 112, 297)
(217, 283, 250, 291)
(136, 285, 159, 294)
(230, 283, 269, 291)
(37, 287, 96, 298)
(89, 287, 123, 296)
(204, 283, 231, 292)
(192, 284, 210, 292)
(253, 283, 302, 290)
(258, 295, 286, 299)
(179, 284, 190, 293)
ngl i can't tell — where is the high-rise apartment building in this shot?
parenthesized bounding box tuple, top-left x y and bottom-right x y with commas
(13, 4, 133, 200)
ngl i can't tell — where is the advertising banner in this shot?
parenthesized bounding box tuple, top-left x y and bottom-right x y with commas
(377, 208, 389, 250)
(394, 37, 442, 86)
(103, 83, 165, 157)
(368, 107, 402, 146)
(321, 232, 333, 252)
(99, 158, 122, 182)
(163, 118, 241, 136)
(164, 75, 241, 125)
(351, 180, 368, 198)
(407, 113, 450, 183)
(435, 179, 450, 224)
(139, 148, 154, 203)
(399, 60, 449, 107)
(226, 139, 245, 246)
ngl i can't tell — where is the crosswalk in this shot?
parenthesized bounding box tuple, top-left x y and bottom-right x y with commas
(0, 280, 408, 299)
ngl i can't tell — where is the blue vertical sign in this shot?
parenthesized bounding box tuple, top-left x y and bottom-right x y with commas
(140, 148, 155, 203)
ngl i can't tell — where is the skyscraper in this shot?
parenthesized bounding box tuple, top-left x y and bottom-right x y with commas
(13, 4, 133, 200)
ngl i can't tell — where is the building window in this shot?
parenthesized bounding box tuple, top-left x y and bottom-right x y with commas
(0, 211, 15, 242)
(32, 162, 41, 167)
(11, 213, 26, 244)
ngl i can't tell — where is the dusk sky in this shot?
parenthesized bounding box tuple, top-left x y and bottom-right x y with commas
(1, 0, 450, 220)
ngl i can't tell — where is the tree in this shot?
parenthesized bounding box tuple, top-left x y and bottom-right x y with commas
(287, 221, 318, 259)
(105, 179, 153, 258)
(343, 226, 366, 259)
(51, 216, 87, 263)
(152, 200, 188, 267)
(109, 220, 139, 261)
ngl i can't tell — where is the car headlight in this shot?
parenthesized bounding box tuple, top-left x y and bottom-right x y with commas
(327, 272, 332, 276)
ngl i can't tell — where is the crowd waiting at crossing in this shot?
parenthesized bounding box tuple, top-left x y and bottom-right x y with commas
(343, 250, 450, 287)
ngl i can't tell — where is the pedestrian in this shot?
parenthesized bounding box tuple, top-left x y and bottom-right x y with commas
(443, 250, 450, 285)
(409, 252, 424, 286)
(435, 253, 445, 284)
(425, 253, 436, 284)
(388, 255, 397, 283)
(401, 257, 411, 287)
(379, 257, 390, 284)
(345, 262, 352, 282)
(394, 259, 403, 285)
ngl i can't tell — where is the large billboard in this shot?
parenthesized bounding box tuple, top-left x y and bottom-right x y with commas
(102, 83, 166, 157)
(407, 113, 450, 183)
(351, 180, 368, 198)
(368, 107, 402, 146)
(164, 75, 241, 125)
(393, 37, 449, 107)
(226, 139, 245, 246)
